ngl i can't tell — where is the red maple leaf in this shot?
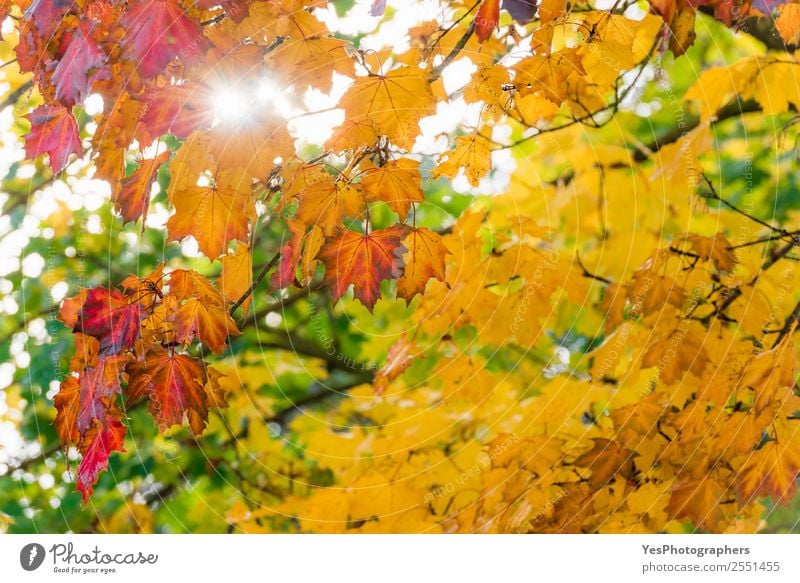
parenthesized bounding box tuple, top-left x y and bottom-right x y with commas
(126, 350, 209, 435)
(24, 0, 72, 40)
(121, 0, 208, 79)
(24, 105, 82, 173)
(52, 22, 109, 107)
(317, 225, 407, 311)
(136, 84, 214, 144)
(271, 220, 305, 290)
(73, 287, 145, 354)
(76, 413, 126, 503)
(114, 150, 171, 223)
(75, 354, 132, 433)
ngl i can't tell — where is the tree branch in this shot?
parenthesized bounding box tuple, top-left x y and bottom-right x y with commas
(229, 251, 281, 315)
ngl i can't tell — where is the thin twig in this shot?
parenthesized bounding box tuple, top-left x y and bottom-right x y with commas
(229, 251, 281, 315)
(576, 253, 612, 285)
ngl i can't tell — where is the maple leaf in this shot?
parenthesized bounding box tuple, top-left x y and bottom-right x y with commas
(220, 244, 253, 311)
(396, 227, 449, 302)
(75, 354, 132, 433)
(209, 109, 295, 181)
(679, 232, 736, 272)
(668, 476, 727, 531)
(642, 326, 708, 386)
(296, 177, 365, 236)
(121, 0, 207, 79)
(76, 414, 127, 504)
(574, 438, 638, 488)
(167, 167, 255, 259)
(431, 133, 492, 187)
(120, 264, 166, 307)
(52, 22, 110, 107)
(318, 225, 408, 311)
(24, 0, 72, 40)
(73, 288, 146, 354)
(91, 95, 141, 186)
(54, 376, 80, 445)
(172, 298, 240, 354)
(776, 4, 800, 45)
(737, 438, 800, 505)
(265, 35, 355, 94)
(475, 0, 501, 42)
(169, 269, 225, 304)
(464, 65, 510, 116)
(69, 333, 100, 372)
(361, 159, 424, 218)
(24, 105, 82, 173)
(113, 151, 171, 224)
(271, 220, 306, 291)
(337, 66, 436, 151)
(137, 84, 214, 144)
(374, 339, 417, 394)
(127, 350, 209, 434)
(59, 288, 88, 328)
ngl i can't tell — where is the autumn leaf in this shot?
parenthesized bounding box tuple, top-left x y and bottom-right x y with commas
(209, 109, 294, 181)
(265, 35, 355, 94)
(431, 133, 492, 187)
(737, 438, 800, 505)
(127, 350, 209, 435)
(678, 232, 736, 272)
(73, 288, 146, 355)
(642, 325, 708, 386)
(318, 225, 408, 310)
(167, 167, 255, 259)
(396, 227, 449, 302)
(776, 4, 800, 45)
(76, 414, 127, 503)
(475, 0, 500, 43)
(172, 298, 240, 354)
(271, 220, 306, 290)
(337, 66, 436, 151)
(52, 22, 109, 107)
(361, 159, 424, 218)
(464, 65, 510, 116)
(574, 438, 638, 488)
(24, 0, 71, 40)
(137, 84, 214, 144)
(121, 0, 207, 79)
(296, 178, 364, 236)
(668, 476, 727, 531)
(374, 338, 417, 394)
(113, 151, 171, 224)
(59, 288, 88, 328)
(169, 269, 225, 305)
(75, 354, 132, 433)
(220, 244, 253, 312)
(24, 105, 82, 173)
(69, 333, 100, 372)
(54, 376, 80, 445)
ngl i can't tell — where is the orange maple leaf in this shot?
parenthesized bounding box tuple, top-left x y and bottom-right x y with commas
(318, 225, 408, 311)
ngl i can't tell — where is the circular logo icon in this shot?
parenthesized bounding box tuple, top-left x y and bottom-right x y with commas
(19, 543, 46, 571)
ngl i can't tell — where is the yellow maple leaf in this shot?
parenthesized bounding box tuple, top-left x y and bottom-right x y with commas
(167, 167, 255, 259)
(337, 66, 436, 151)
(431, 133, 492, 187)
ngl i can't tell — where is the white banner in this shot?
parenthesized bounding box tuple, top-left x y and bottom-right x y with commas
(1, 535, 799, 582)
